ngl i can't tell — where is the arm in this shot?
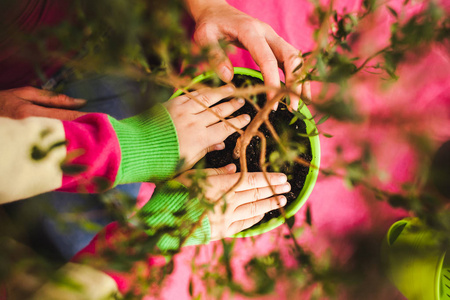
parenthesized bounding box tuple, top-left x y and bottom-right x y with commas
(0, 106, 179, 202)
(67, 164, 290, 296)
(0, 85, 250, 203)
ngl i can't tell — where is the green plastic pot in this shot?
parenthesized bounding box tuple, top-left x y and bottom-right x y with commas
(171, 67, 321, 237)
(382, 218, 450, 300)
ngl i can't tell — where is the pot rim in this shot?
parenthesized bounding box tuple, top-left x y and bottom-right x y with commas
(170, 67, 321, 237)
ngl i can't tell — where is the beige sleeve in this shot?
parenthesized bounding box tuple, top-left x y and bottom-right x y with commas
(0, 117, 66, 204)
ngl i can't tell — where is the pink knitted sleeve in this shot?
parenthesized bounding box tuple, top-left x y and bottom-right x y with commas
(58, 113, 121, 193)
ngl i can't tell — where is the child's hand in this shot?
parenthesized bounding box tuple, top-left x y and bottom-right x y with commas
(176, 164, 291, 240)
(164, 84, 250, 171)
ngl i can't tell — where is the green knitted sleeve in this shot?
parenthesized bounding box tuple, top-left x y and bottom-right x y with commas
(107, 104, 180, 185)
(137, 181, 211, 252)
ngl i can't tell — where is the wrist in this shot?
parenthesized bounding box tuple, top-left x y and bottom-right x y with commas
(137, 181, 211, 252)
(184, 0, 228, 22)
(108, 104, 180, 185)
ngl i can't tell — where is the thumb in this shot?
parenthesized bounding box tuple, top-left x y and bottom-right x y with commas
(15, 87, 86, 108)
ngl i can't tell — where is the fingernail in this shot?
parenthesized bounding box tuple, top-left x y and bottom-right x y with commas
(278, 196, 287, 206)
(237, 98, 245, 105)
(74, 98, 86, 104)
(225, 164, 235, 172)
(280, 182, 291, 193)
(220, 66, 233, 82)
(215, 143, 225, 150)
(243, 114, 251, 122)
(292, 57, 303, 73)
(276, 174, 287, 184)
(224, 84, 235, 93)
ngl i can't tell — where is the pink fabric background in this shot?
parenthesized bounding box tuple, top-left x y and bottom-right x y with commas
(135, 0, 450, 298)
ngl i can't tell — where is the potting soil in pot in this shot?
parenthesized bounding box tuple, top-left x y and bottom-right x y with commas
(201, 74, 312, 226)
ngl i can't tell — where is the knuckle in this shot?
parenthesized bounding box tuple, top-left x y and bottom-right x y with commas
(15, 104, 32, 119)
(22, 86, 37, 93)
(55, 94, 71, 102)
(247, 174, 257, 187)
(271, 198, 279, 209)
(196, 93, 211, 107)
(212, 105, 223, 117)
(260, 22, 274, 33)
(194, 24, 216, 44)
(12, 86, 35, 98)
(264, 57, 279, 66)
(253, 188, 260, 200)
(221, 120, 233, 133)
(243, 19, 262, 32)
(250, 202, 258, 216)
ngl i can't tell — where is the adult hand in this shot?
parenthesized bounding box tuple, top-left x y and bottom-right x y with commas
(0, 86, 87, 120)
(185, 0, 311, 110)
(176, 164, 291, 240)
(164, 84, 250, 170)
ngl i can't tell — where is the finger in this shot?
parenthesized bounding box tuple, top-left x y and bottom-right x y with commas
(206, 142, 225, 153)
(203, 163, 237, 176)
(284, 54, 303, 111)
(200, 97, 245, 125)
(300, 80, 312, 104)
(207, 172, 287, 193)
(14, 87, 86, 108)
(193, 26, 234, 82)
(208, 44, 235, 83)
(235, 172, 287, 192)
(239, 34, 281, 105)
(184, 84, 235, 113)
(265, 32, 304, 110)
(28, 105, 87, 121)
(207, 114, 250, 145)
(232, 196, 287, 221)
(233, 182, 291, 206)
(226, 214, 265, 236)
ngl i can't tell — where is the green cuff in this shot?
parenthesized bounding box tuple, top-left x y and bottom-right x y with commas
(108, 104, 179, 185)
(138, 181, 211, 252)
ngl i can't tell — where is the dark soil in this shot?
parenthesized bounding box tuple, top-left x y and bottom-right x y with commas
(200, 74, 312, 226)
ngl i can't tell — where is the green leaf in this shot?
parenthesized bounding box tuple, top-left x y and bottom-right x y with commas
(302, 51, 312, 57)
(316, 114, 330, 125)
(305, 205, 312, 226)
(297, 130, 319, 138)
(286, 215, 296, 229)
(322, 133, 333, 138)
(388, 194, 410, 209)
(60, 164, 87, 175)
(292, 61, 304, 73)
(31, 140, 66, 160)
(387, 6, 398, 18)
(289, 116, 298, 125)
(189, 277, 194, 296)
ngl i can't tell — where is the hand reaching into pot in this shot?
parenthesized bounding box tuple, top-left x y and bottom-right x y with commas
(184, 0, 311, 110)
(176, 164, 291, 240)
(164, 84, 250, 171)
(0, 86, 87, 120)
